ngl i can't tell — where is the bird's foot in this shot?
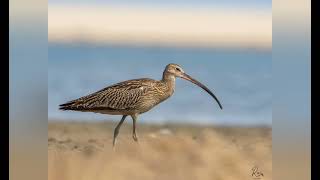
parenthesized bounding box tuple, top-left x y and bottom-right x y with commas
(112, 138, 117, 149)
(132, 133, 139, 142)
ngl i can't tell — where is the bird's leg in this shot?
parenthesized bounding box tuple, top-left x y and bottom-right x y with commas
(113, 115, 127, 147)
(131, 114, 139, 142)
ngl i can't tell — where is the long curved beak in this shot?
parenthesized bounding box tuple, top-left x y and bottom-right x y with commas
(180, 73, 223, 109)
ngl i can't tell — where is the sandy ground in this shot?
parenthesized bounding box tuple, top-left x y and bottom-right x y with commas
(48, 121, 272, 180)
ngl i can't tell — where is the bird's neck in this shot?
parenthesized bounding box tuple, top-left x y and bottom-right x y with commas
(162, 71, 176, 92)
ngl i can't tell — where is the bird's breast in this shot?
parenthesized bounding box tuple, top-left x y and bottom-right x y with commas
(135, 86, 174, 114)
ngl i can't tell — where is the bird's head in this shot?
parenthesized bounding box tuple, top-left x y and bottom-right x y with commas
(164, 63, 223, 110)
(165, 63, 185, 77)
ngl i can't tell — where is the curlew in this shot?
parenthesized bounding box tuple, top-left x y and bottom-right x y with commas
(59, 63, 223, 147)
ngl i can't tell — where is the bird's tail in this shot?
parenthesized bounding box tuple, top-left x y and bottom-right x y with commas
(59, 101, 74, 110)
(59, 100, 82, 111)
(59, 92, 99, 111)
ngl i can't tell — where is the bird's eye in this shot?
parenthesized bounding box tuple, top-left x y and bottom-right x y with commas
(175, 68, 181, 71)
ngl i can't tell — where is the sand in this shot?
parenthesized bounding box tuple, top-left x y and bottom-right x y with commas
(48, 121, 272, 180)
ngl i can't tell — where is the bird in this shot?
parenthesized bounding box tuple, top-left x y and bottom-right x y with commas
(59, 63, 223, 147)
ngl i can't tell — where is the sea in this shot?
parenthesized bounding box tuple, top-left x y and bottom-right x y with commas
(49, 43, 271, 126)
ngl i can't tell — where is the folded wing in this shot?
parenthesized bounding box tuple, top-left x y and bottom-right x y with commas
(59, 79, 151, 111)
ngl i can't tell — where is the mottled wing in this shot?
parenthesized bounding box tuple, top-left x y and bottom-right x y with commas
(59, 78, 152, 111)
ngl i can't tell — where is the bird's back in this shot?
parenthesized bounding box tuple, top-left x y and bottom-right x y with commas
(59, 78, 170, 115)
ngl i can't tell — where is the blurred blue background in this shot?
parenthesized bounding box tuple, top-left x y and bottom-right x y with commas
(48, 0, 272, 126)
(49, 44, 271, 125)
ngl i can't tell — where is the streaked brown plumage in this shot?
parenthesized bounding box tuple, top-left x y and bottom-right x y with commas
(59, 63, 222, 147)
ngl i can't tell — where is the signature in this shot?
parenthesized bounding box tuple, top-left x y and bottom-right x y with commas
(251, 166, 264, 179)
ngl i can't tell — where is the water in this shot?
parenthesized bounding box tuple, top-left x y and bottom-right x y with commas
(49, 43, 271, 125)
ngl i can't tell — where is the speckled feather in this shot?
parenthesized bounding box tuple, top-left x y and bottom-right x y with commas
(59, 78, 174, 115)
